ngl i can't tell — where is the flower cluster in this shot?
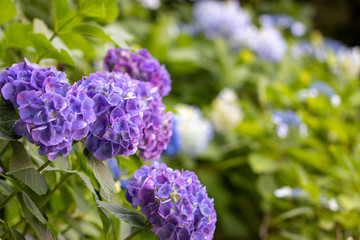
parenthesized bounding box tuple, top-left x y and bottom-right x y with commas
(103, 48, 171, 97)
(193, 0, 251, 41)
(299, 81, 341, 107)
(0, 59, 95, 160)
(271, 110, 307, 138)
(71, 72, 145, 161)
(189, 0, 288, 62)
(126, 161, 217, 240)
(252, 26, 287, 62)
(259, 14, 306, 37)
(174, 104, 213, 156)
(138, 92, 173, 160)
(210, 88, 243, 134)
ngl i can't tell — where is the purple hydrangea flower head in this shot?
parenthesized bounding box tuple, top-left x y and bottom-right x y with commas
(103, 48, 172, 97)
(71, 71, 145, 161)
(126, 162, 217, 240)
(0, 59, 87, 161)
(137, 87, 173, 161)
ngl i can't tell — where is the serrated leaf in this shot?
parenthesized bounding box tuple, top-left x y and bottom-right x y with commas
(4, 22, 33, 48)
(9, 141, 34, 172)
(22, 192, 47, 224)
(131, 226, 159, 240)
(0, 139, 9, 153)
(0, 97, 20, 140)
(8, 142, 47, 195)
(31, 33, 75, 66)
(97, 200, 145, 228)
(0, 0, 16, 25)
(10, 168, 47, 195)
(71, 24, 113, 42)
(23, 211, 56, 240)
(86, 153, 116, 200)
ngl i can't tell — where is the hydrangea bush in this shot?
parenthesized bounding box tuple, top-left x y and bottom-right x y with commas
(1, 0, 360, 240)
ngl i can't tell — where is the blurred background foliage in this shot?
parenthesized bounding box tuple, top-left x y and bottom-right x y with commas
(0, 0, 360, 239)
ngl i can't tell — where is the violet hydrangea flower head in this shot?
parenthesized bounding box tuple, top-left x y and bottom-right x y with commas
(71, 71, 145, 161)
(137, 87, 173, 161)
(0, 58, 88, 161)
(0, 58, 69, 108)
(126, 161, 217, 240)
(103, 48, 172, 96)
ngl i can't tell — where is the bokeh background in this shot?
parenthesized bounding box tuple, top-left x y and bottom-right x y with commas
(1, 0, 360, 239)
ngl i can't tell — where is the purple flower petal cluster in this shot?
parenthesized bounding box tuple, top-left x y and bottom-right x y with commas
(136, 86, 173, 161)
(126, 162, 217, 240)
(71, 71, 145, 161)
(103, 48, 171, 97)
(0, 59, 95, 160)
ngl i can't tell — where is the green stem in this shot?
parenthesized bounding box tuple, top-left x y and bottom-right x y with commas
(38, 173, 73, 209)
(0, 160, 51, 210)
(36, 13, 78, 63)
(124, 224, 151, 240)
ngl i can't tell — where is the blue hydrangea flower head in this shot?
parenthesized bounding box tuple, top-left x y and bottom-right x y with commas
(193, 0, 250, 40)
(103, 48, 172, 97)
(72, 71, 147, 161)
(126, 161, 217, 240)
(252, 26, 287, 62)
(164, 115, 182, 157)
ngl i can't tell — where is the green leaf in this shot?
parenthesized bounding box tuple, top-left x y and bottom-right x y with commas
(4, 22, 33, 48)
(23, 211, 56, 240)
(0, 219, 25, 240)
(31, 33, 75, 66)
(22, 192, 47, 224)
(78, 0, 106, 18)
(9, 141, 34, 172)
(273, 206, 314, 224)
(98, 207, 111, 235)
(248, 153, 280, 174)
(7, 142, 47, 195)
(54, 0, 75, 32)
(86, 152, 116, 200)
(96, 200, 145, 228)
(0, 140, 9, 153)
(0, 0, 16, 25)
(130, 226, 159, 240)
(59, 33, 95, 60)
(10, 168, 47, 195)
(71, 24, 113, 42)
(0, 97, 20, 140)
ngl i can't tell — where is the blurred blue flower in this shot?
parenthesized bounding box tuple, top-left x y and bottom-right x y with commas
(252, 27, 287, 62)
(164, 115, 182, 157)
(299, 81, 341, 107)
(260, 14, 306, 37)
(271, 110, 306, 138)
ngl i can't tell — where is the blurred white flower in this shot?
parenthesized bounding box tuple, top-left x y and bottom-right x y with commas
(176, 104, 213, 156)
(210, 88, 244, 134)
(138, 0, 161, 9)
